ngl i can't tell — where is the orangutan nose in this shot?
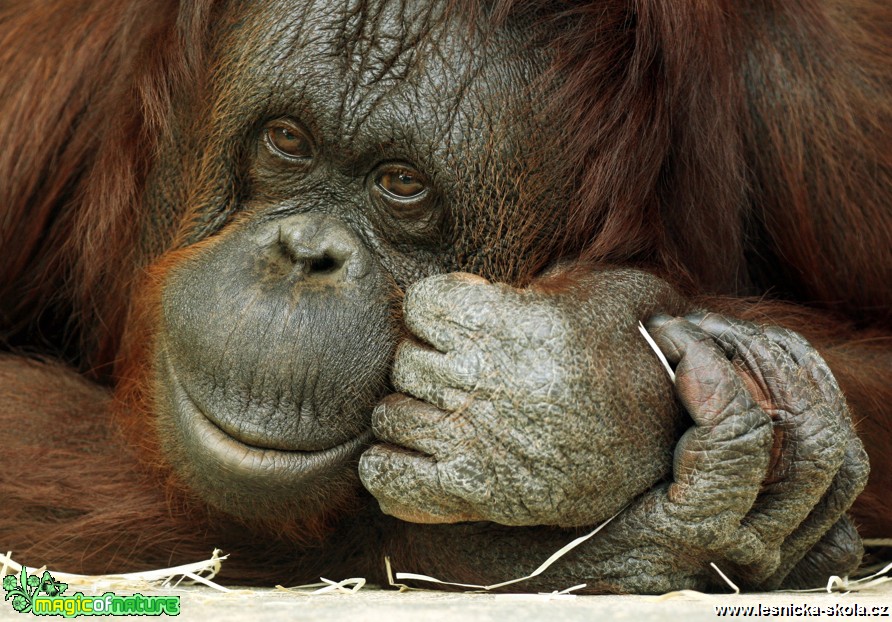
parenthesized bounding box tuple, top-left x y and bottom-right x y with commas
(274, 213, 370, 282)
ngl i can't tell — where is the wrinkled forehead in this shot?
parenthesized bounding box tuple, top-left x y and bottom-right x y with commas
(214, 0, 551, 152)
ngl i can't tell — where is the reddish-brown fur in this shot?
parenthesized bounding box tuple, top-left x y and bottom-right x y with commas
(1, 0, 890, 582)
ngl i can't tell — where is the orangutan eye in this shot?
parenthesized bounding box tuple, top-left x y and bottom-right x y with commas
(264, 121, 314, 160)
(376, 167, 427, 199)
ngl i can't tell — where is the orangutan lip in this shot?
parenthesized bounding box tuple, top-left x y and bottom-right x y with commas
(194, 399, 372, 456)
(162, 350, 372, 476)
(187, 402, 373, 475)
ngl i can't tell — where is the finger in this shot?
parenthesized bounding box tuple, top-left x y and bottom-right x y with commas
(404, 272, 501, 352)
(765, 432, 869, 589)
(687, 311, 846, 412)
(358, 445, 483, 523)
(370, 393, 461, 458)
(690, 316, 846, 498)
(775, 514, 864, 590)
(650, 316, 769, 430)
(729, 401, 844, 582)
(761, 325, 844, 410)
(682, 313, 850, 581)
(392, 340, 484, 397)
(648, 317, 773, 539)
(686, 313, 814, 417)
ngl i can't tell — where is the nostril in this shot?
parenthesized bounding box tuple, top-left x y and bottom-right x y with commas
(275, 228, 343, 276)
(307, 253, 341, 275)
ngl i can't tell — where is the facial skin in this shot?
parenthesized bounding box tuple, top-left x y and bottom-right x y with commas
(151, 0, 582, 524)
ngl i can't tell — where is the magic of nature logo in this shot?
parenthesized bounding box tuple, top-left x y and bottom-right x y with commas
(3, 566, 180, 617)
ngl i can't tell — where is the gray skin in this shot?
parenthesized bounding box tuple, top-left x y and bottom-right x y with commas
(151, 0, 867, 592)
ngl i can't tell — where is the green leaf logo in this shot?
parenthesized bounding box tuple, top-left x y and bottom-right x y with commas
(2, 575, 17, 592)
(39, 571, 67, 597)
(4, 567, 71, 613)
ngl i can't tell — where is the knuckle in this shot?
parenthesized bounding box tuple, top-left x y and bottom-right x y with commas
(766, 325, 811, 349)
(358, 447, 389, 483)
(370, 396, 413, 435)
(405, 273, 487, 314)
(438, 456, 490, 505)
(843, 436, 870, 490)
(370, 401, 390, 433)
(449, 350, 484, 385)
(404, 275, 440, 310)
(391, 343, 418, 379)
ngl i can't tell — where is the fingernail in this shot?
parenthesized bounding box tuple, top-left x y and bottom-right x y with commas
(645, 314, 674, 330)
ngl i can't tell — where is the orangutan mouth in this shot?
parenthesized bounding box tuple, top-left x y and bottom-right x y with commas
(162, 349, 373, 478)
